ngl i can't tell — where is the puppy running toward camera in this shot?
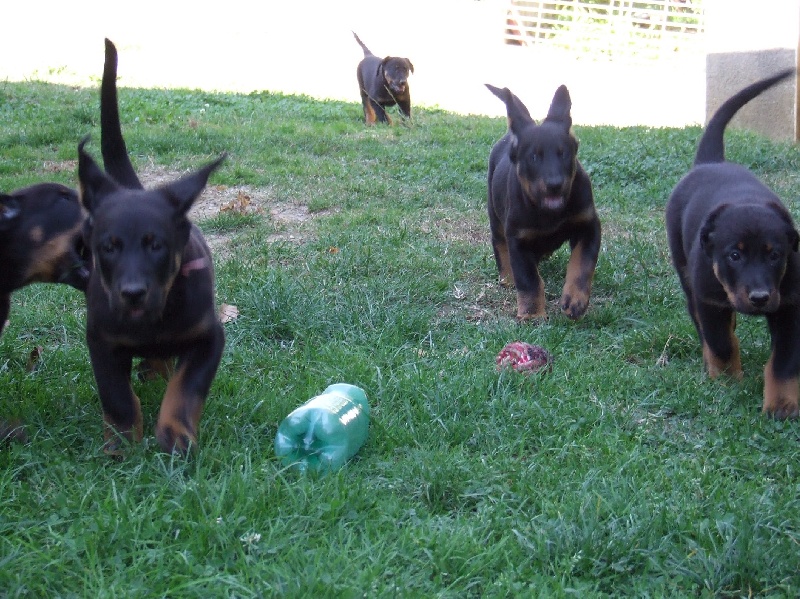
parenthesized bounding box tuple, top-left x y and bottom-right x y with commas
(485, 84, 601, 320)
(353, 32, 414, 125)
(78, 39, 226, 455)
(666, 69, 800, 419)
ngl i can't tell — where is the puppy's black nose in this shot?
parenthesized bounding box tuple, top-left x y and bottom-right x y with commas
(545, 181, 563, 196)
(121, 284, 146, 305)
(749, 290, 770, 307)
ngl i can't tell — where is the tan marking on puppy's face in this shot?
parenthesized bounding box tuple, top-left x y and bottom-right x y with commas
(712, 257, 782, 314)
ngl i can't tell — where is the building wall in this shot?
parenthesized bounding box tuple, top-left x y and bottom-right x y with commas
(705, 0, 800, 141)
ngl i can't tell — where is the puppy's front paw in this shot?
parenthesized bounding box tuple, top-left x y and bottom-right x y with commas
(516, 310, 547, 321)
(765, 405, 800, 420)
(560, 291, 589, 320)
(156, 421, 197, 456)
(516, 289, 546, 321)
(763, 368, 799, 420)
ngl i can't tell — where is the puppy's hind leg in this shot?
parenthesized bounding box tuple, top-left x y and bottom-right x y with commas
(361, 96, 377, 125)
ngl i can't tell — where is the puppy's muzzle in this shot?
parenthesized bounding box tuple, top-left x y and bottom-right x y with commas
(120, 282, 146, 306)
(749, 289, 771, 308)
(734, 287, 780, 314)
(389, 80, 407, 95)
(115, 280, 152, 320)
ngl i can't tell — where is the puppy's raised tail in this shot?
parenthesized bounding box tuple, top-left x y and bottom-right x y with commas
(101, 38, 143, 190)
(352, 31, 374, 57)
(694, 68, 795, 166)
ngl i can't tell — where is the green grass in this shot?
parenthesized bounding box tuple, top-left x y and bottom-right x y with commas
(2, 79, 800, 597)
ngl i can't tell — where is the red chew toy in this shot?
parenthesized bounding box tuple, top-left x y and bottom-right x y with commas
(496, 341, 553, 374)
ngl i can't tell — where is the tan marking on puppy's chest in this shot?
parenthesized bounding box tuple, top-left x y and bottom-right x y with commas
(28, 226, 44, 244)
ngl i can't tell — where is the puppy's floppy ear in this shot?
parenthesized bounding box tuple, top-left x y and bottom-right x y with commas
(0, 195, 21, 231)
(77, 136, 120, 214)
(544, 85, 573, 131)
(160, 154, 226, 218)
(700, 204, 727, 257)
(406, 59, 414, 74)
(788, 228, 799, 252)
(766, 201, 800, 252)
(485, 83, 535, 135)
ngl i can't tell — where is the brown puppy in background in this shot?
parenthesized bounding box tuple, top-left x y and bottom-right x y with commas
(353, 32, 414, 125)
(666, 69, 800, 419)
(485, 84, 601, 321)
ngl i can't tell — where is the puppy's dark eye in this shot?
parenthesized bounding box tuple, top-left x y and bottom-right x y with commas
(143, 234, 162, 252)
(769, 250, 781, 262)
(728, 250, 741, 263)
(101, 239, 118, 255)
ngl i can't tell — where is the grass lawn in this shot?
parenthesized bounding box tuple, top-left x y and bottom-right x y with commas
(1, 79, 800, 597)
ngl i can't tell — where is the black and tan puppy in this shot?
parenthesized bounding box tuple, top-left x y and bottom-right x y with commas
(1, 183, 88, 335)
(78, 39, 225, 455)
(486, 84, 601, 320)
(353, 32, 414, 125)
(666, 68, 800, 419)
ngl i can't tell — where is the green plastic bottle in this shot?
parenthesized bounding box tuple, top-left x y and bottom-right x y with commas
(274, 383, 370, 472)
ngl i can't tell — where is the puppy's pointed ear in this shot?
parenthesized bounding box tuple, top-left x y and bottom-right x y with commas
(485, 84, 535, 136)
(160, 154, 226, 217)
(545, 85, 573, 130)
(78, 136, 119, 214)
(0, 195, 21, 231)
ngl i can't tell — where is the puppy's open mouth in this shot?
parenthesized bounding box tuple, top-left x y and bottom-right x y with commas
(542, 196, 565, 210)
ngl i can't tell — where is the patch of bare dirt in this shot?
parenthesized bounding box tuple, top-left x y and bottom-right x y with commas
(418, 209, 488, 245)
(136, 166, 318, 260)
